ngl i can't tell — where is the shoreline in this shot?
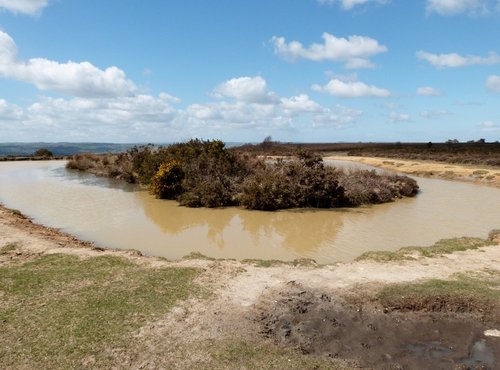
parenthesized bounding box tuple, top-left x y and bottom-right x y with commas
(325, 155, 500, 188)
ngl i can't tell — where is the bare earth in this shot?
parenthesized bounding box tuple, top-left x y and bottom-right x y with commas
(1, 156, 500, 368)
(325, 155, 500, 188)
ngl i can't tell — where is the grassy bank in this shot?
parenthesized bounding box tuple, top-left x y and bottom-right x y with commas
(375, 270, 500, 323)
(0, 253, 202, 369)
(356, 231, 500, 262)
(0, 246, 350, 369)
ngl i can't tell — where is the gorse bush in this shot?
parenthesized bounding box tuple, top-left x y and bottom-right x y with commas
(238, 153, 347, 210)
(150, 160, 184, 199)
(67, 139, 419, 211)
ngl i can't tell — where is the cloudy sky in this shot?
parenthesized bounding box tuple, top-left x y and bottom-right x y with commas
(0, 0, 499, 143)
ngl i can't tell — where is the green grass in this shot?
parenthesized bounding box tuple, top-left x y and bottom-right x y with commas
(356, 236, 491, 262)
(375, 270, 500, 321)
(193, 339, 351, 369)
(0, 254, 202, 369)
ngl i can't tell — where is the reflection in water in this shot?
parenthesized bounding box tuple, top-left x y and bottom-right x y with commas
(0, 160, 498, 263)
(240, 209, 344, 254)
(137, 192, 235, 250)
(138, 189, 345, 255)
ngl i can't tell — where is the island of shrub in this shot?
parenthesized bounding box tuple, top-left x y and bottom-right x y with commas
(66, 139, 418, 211)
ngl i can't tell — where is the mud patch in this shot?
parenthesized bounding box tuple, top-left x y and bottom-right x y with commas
(256, 285, 500, 369)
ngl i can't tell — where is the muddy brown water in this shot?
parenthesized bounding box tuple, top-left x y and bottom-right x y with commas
(0, 160, 498, 263)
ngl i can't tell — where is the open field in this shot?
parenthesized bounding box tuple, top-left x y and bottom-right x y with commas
(1, 204, 499, 369)
(237, 141, 500, 168)
(326, 155, 500, 188)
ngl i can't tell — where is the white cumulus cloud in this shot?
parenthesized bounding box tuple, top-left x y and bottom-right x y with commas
(0, 75, 364, 141)
(426, 0, 498, 16)
(477, 120, 499, 131)
(417, 86, 443, 96)
(280, 94, 321, 113)
(0, 92, 184, 142)
(419, 110, 450, 119)
(486, 75, 500, 92)
(0, 98, 24, 120)
(271, 32, 387, 69)
(312, 105, 362, 127)
(0, 31, 137, 98)
(212, 76, 277, 103)
(185, 77, 363, 133)
(317, 0, 390, 10)
(389, 111, 411, 123)
(312, 79, 391, 98)
(0, 0, 50, 15)
(417, 50, 500, 68)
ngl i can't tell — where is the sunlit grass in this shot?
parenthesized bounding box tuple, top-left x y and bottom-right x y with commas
(0, 254, 202, 369)
(356, 236, 493, 262)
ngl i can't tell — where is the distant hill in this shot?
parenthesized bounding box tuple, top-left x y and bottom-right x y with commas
(0, 142, 248, 157)
(0, 143, 138, 157)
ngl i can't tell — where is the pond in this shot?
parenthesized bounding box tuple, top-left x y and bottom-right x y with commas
(0, 160, 498, 263)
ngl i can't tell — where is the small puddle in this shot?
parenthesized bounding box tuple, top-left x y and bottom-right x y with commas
(407, 339, 497, 368)
(406, 341, 454, 360)
(460, 339, 496, 368)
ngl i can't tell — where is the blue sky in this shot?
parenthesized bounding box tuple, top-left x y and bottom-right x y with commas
(0, 0, 499, 143)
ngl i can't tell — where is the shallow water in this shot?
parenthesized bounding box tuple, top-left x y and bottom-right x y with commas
(0, 160, 498, 263)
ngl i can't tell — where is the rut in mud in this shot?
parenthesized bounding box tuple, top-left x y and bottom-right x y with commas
(256, 284, 500, 370)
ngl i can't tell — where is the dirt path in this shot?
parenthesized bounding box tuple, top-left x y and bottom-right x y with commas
(324, 155, 500, 188)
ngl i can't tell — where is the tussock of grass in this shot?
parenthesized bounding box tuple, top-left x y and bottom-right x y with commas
(242, 259, 289, 267)
(6, 208, 25, 218)
(375, 270, 500, 320)
(242, 258, 318, 268)
(183, 252, 216, 261)
(489, 229, 500, 240)
(0, 242, 20, 254)
(0, 254, 202, 369)
(356, 236, 491, 262)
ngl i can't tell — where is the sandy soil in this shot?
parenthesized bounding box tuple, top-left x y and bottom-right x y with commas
(1, 202, 500, 368)
(325, 155, 500, 188)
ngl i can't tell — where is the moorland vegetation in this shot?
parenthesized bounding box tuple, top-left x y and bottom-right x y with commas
(238, 139, 500, 167)
(67, 139, 418, 211)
